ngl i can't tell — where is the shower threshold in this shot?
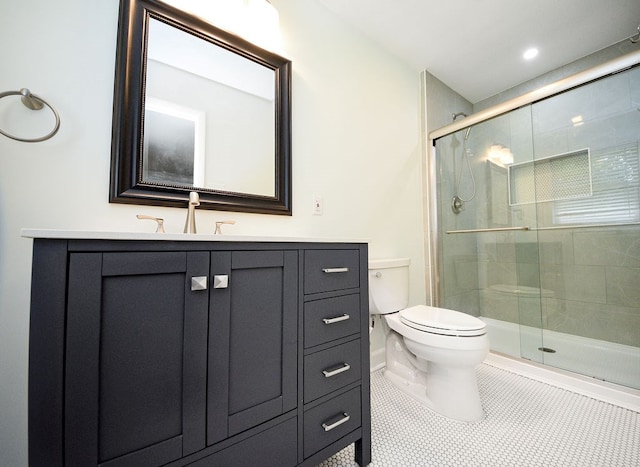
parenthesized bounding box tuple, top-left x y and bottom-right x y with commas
(484, 351, 640, 413)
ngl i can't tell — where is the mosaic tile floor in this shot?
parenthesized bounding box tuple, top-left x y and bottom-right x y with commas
(318, 364, 640, 466)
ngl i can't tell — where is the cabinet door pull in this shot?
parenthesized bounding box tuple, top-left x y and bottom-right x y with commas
(322, 412, 350, 432)
(213, 275, 229, 289)
(322, 267, 349, 274)
(322, 363, 351, 378)
(322, 314, 350, 325)
(191, 276, 208, 291)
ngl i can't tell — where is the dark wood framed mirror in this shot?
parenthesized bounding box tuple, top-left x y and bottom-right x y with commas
(110, 0, 292, 215)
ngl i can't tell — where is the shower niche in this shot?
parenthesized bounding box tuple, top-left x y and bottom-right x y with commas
(507, 148, 592, 206)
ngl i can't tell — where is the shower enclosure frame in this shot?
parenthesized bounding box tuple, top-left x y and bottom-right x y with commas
(423, 49, 640, 402)
(426, 49, 640, 308)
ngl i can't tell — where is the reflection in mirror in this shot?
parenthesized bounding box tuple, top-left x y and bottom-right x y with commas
(145, 18, 275, 196)
(110, 0, 291, 215)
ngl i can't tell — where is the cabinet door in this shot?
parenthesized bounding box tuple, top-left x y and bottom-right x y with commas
(65, 251, 209, 467)
(208, 250, 298, 445)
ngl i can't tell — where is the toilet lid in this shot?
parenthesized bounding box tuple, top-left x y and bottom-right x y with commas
(399, 305, 487, 337)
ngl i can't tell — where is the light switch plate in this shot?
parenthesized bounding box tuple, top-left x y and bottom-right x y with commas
(313, 194, 324, 215)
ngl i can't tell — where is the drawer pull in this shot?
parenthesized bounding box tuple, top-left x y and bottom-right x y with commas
(322, 314, 350, 325)
(322, 363, 351, 378)
(322, 267, 350, 274)
(322, 412, 351, 432)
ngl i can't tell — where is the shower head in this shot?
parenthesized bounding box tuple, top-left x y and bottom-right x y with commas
(464, 127, 471, 141)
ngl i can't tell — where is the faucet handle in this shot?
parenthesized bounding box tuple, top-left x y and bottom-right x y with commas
(136, 214, 165, 233)
(214, 220, 236, 235)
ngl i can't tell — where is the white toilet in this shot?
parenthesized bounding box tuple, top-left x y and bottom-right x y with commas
(369, 258, 489, 422)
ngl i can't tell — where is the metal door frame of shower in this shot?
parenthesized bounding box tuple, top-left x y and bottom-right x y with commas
(424, 49, 640, 307)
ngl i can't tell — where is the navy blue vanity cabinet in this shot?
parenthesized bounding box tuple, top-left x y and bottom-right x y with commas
(27, 237, 370, 467)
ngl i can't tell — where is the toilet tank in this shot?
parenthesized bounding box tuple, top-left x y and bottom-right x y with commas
(368, 258, 410, 315)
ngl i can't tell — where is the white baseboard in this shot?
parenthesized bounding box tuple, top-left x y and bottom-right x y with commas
(370, 348, 385, 372)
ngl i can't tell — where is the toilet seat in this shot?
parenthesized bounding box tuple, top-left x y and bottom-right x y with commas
(399, 305, 486, 337)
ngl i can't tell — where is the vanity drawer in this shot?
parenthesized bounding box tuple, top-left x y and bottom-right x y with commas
(304, 294, 360, 348)
(303, 386, 361, 458)
(304, 250, 360, 294)
(304, 339, 361, 402)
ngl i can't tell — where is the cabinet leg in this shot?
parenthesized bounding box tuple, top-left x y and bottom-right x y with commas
(355, 438, 371, 466)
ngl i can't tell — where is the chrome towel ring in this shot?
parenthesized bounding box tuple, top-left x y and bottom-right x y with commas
(0, 88, 60, 142)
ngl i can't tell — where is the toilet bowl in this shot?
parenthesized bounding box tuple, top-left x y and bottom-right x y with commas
(369, 258, 489, 422)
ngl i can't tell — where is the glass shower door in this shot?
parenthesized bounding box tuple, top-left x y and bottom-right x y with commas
(435, 107, 545, 364)
(529, 66, 640, 388)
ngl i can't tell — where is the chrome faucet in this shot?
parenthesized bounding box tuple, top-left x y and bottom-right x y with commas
(184, 191, 200, 234)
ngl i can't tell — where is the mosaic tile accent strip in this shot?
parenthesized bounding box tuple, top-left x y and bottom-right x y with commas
(318, 364, 639, 466)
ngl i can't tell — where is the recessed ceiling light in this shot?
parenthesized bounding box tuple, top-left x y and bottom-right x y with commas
(523, 47, 539, 60)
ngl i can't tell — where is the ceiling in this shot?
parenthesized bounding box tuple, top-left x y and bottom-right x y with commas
(317, 0, 640, 103)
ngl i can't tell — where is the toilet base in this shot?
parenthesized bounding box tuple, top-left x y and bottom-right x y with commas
(383, 362, 485, 423)
(383, 332, 485, 423)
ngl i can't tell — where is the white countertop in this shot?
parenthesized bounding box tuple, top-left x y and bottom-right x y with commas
(21, 228, 369, 244)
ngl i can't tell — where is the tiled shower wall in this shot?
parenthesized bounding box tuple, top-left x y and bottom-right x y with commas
(539, 228, 640, 346)
(478, 229, 640, 347)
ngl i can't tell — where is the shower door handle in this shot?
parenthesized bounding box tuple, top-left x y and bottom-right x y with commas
(446, 226, 530, 234)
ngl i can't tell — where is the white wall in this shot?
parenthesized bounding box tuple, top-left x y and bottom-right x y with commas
(0, 1, 424, 464)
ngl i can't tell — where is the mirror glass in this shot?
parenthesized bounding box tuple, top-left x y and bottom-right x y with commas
(110, 0, 291, 215)
(144, 18, 275, 196)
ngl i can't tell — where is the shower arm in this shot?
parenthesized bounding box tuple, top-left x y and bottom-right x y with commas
(452, 112, 468, 121)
